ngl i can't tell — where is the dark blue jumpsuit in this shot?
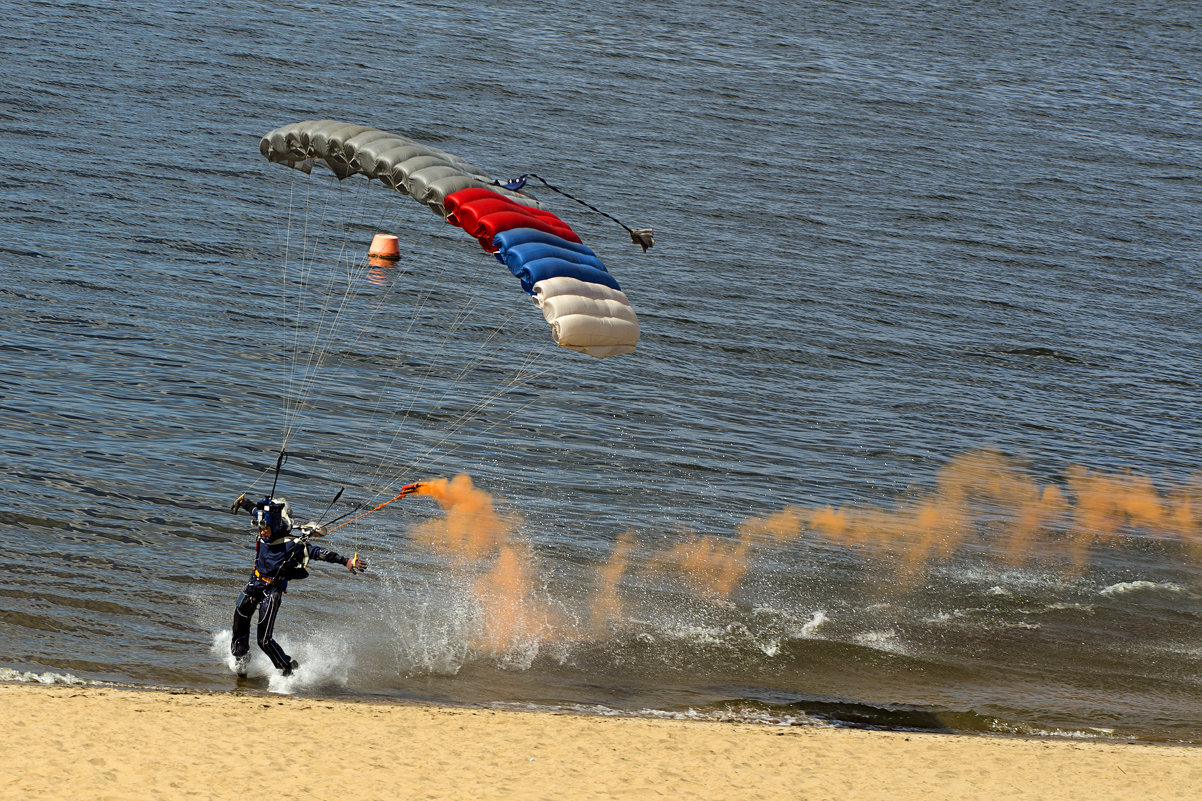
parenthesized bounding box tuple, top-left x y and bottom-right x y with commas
(231, 527, 350, 672)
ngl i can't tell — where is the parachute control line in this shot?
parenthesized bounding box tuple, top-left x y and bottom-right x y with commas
(259, 120, 649, 358)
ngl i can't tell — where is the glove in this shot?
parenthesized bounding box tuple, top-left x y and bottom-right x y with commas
(346, 553, 367, 574)
(230, 493, 255, 515)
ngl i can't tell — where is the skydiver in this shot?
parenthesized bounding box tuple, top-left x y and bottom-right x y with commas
(227, 493, 367, 677)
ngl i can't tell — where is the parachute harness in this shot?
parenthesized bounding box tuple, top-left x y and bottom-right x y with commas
(495, 174, 654, 252)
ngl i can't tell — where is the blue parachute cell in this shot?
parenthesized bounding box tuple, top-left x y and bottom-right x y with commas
(492, 227, 599, 261)
(511, 257, 623, 295)
(500, 242, 608, 279)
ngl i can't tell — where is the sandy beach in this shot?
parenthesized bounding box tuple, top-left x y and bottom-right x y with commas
(2, 684, 1198, 801)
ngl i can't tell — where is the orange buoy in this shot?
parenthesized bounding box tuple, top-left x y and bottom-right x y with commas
(368, 233, 400, 265)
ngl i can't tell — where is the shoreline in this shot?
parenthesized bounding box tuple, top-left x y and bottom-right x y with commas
(7, 668, 1192, 746)
(4, 683, 1199, 800)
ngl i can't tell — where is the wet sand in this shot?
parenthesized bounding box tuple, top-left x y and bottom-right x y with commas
(2, 684, 1199, 800)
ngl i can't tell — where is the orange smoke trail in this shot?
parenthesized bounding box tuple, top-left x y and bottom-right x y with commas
(412, 474, 516, 560)
(655, 532, 752, 600)
(589, 531, 634, 634)
(1060, 465, 1189, 567)
(1065, 465, 1124, 559)
(900, 497, 970, 573)
(1168, 476, 1202, 564)
(1003, 485, 1069, 565)
(808, 505, 860, 548)
(471, 543, 559, 654)
(410, 475, 556, 653)
(738, 506, 805, 542)
(719, 451, 1202, 583)
(398, 457, 1202, 652)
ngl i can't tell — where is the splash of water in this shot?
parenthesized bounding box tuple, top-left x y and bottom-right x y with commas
(209, 629, 353, 692)
(412, 475, 562, 655)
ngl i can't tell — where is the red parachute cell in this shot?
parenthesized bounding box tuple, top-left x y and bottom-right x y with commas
(473, 210, 581, 251)
(443, 187, 542, 225)
(453, 196, 564, 236)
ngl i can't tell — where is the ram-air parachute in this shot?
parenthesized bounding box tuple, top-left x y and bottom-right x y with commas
(259, 120, 651, 358)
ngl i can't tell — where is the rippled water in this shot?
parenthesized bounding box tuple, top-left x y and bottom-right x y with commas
(2, 0, 1201, 742)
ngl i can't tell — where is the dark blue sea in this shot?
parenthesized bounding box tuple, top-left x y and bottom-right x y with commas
(2, 0, 1201, 743)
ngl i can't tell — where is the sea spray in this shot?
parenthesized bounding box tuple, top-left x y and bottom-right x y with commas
(412, 475, 563, 657)
(265, 631, 353, 694)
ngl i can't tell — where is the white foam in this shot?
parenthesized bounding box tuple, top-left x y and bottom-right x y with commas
(1000, 620, 1041, 631)
(1099, 580, 1187, 598)
(630, 706, 826, 727)
(669, 624, 727, 647)
(210, 629, 353, 694)
(266, 632, 353, 694)
(1049, 601, 1090, 611)
(0, 667, 91, 686)
(989, 719, 1113, 739)
(853, 629, 909, 655)
(489, 701, 827, 728)
(800, 610, 828, 638)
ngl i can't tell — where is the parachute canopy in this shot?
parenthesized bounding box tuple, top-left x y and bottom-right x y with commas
(259, 120, 642, 358)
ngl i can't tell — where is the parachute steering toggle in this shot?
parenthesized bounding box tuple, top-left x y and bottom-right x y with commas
(325, 483, 424, 534)
(495, 173, 654, 252)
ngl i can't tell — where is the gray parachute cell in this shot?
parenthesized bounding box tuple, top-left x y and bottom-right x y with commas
(260, 119, 540, 216)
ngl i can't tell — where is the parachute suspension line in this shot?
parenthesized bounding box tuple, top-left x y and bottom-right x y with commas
(343, 198, 536, 493)
(420, 382, 550, 472)
(368, 335, 556, 499)
(280, 177, 387, 447)
(355, 286, 554, 503)
(369, 372, 549, 506)
(282, 173, 349, 445)
(355, 289, 497, 494)
(286, 223, 363, 431)
(278, 179, 297, 452)
(370, 284, 529, 447)
(277, 173, 478, 492)
(273, 173, 322, 450)
(282, 176, 321, 447)
(496, 173, 654, 252)
(339, 202, 473, 484)
(280, 175, 331, 446)
(282, 174, 325, 447)
(271, 181, 442, 496)
(383, 349, 557, 490)
(331, 375, 549, 534)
